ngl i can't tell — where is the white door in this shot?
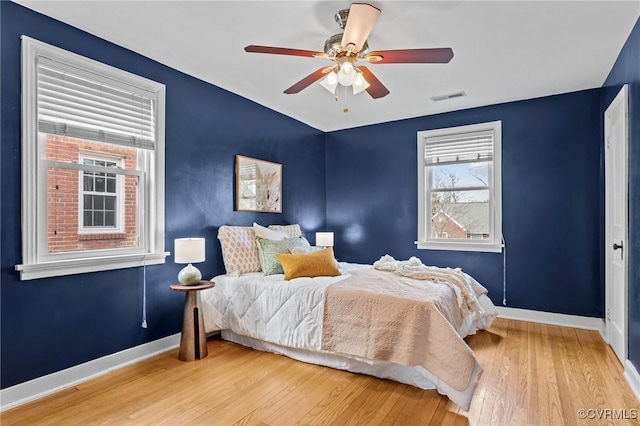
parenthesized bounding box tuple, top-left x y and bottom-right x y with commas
(604, 85, 628, 365)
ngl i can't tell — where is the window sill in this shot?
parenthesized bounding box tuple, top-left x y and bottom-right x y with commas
(15, 251, 170, 281)
(416, 241, 503, 253)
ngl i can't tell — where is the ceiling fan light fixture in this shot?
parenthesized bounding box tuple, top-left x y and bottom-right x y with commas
(352, 72, 370, 94)
(244, 3, 453, 102)
(320, 71, 339, 94)
(337, 61, 357, 86)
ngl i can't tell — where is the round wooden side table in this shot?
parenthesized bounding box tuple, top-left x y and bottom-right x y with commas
(170, 281, 214, 362)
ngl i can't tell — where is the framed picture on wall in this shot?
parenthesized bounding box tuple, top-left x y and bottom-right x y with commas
(235, 155, 282, 213)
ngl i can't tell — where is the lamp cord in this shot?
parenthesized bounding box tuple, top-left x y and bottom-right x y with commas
(502, 235, 507, 306)
(141, 257, 148, 328)
(492, 196, 507, 306)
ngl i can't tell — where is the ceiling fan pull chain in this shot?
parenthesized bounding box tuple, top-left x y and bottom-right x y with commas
(343, 85, 349, 113)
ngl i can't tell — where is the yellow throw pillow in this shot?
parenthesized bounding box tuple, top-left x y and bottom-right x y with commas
(276, 247, 340, 280)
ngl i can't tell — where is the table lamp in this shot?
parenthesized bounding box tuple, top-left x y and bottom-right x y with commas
(315, 232, 334, 248)
(174, 238, 205, 285)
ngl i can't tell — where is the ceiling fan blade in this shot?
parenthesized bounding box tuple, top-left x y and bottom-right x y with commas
(245, 45, 326, 59)
(366, 48, 454, 64)
(284, 67, 332, 94)
(357, 66, 390, 99)
(341, 3, 381, 53)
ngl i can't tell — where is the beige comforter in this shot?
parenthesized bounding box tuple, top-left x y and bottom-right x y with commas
(321, 267, 478, 392)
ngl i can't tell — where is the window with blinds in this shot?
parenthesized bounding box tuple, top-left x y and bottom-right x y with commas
(16, 36, 167, 280)
(417, 121, 502, 253)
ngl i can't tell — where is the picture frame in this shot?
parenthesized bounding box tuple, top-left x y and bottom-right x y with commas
(235, 155, 282, 213)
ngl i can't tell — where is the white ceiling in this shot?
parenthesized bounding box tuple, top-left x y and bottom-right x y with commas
(14, 1, 640, 132)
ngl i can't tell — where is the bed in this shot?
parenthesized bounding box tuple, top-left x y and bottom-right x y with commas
(199, 224, 498, 410)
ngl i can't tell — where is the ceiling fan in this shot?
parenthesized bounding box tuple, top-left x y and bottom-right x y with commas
(244, 3, 454, 99)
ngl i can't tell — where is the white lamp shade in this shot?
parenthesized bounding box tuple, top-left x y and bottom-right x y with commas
(352, 73, 370, 94)
(337, 62, 357, 86)
(316, 232, 334, 247)
(174, 238, 205, 264)
(320, 72, 338, 94)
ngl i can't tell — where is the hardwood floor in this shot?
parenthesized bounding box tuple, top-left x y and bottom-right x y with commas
(2, 318, 638, 425)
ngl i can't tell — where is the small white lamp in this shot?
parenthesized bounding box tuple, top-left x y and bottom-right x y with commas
(315, 232, 334, 248)
(174, 238, 205, 285)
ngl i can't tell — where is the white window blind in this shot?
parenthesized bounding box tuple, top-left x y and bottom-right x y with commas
(37, 57, 156, 150)
(423, 130, 494, 166)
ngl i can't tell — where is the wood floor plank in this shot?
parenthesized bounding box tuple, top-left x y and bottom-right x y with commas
(378, 384, 428, 425)
(232, 362, 328, 425)
(295, 374, 376, 425)
(2, 318, 638, 426)
(476, 321, 508, 425)
(491, 319, 521, 425)
(548, 324, 577, 426)
(332, 377, 412, 425)
(350, 382, 406, 425)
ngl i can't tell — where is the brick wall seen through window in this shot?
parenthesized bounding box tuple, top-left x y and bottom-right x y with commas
(45, 135, 138, 253)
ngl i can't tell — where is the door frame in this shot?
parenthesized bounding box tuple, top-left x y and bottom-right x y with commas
(604, 84, 629, 363)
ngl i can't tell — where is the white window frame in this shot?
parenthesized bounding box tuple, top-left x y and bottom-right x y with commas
(78, 152, 124, 234)
(417, 121, 502, 253)
(16, 36, 167, 280)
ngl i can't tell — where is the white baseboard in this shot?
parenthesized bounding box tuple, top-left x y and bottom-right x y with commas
(598, 319, 608, 343)
(624, 360, 640, 402)
(0, 333, 180, 412)
(495, 306, 605, 333)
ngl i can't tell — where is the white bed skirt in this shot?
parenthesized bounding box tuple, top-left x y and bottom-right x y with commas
(221, 330, 483, 411)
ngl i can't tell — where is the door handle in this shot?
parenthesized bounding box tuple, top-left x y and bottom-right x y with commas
(613, 242, 623, 251)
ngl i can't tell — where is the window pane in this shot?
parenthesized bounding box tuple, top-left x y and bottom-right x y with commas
(94, 211, 104, 226)
(83, 175, 93, 191)
(105, 212, 115, 226)
(94, 195, 105, 210)
(431, 162, 489, 190)
(106, 177, 116, 193)
(105, 196, 115, 210)
(45, 140, 139, 253)
(430, 190, 490, 240)
(95, 176, 105, 192)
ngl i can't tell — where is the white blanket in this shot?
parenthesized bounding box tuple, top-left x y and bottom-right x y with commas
(199, 262, 498, 410)
(374, 255, 487, 318)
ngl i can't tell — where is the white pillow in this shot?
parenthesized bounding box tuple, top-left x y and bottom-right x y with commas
(268, 224, 302, 238)
(253, 222, 288, 241)
(290, 246, 323, 255)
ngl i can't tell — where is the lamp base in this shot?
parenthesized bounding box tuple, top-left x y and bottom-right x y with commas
(178, 263, 202, 285)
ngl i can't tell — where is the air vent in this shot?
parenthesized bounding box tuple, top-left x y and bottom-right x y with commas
(431, 91, 467, 102)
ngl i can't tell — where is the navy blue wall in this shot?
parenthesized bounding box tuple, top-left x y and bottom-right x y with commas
(602, 17, 640, 374)
(326, 89, 603, 317)
(0, 2, 325, 389)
